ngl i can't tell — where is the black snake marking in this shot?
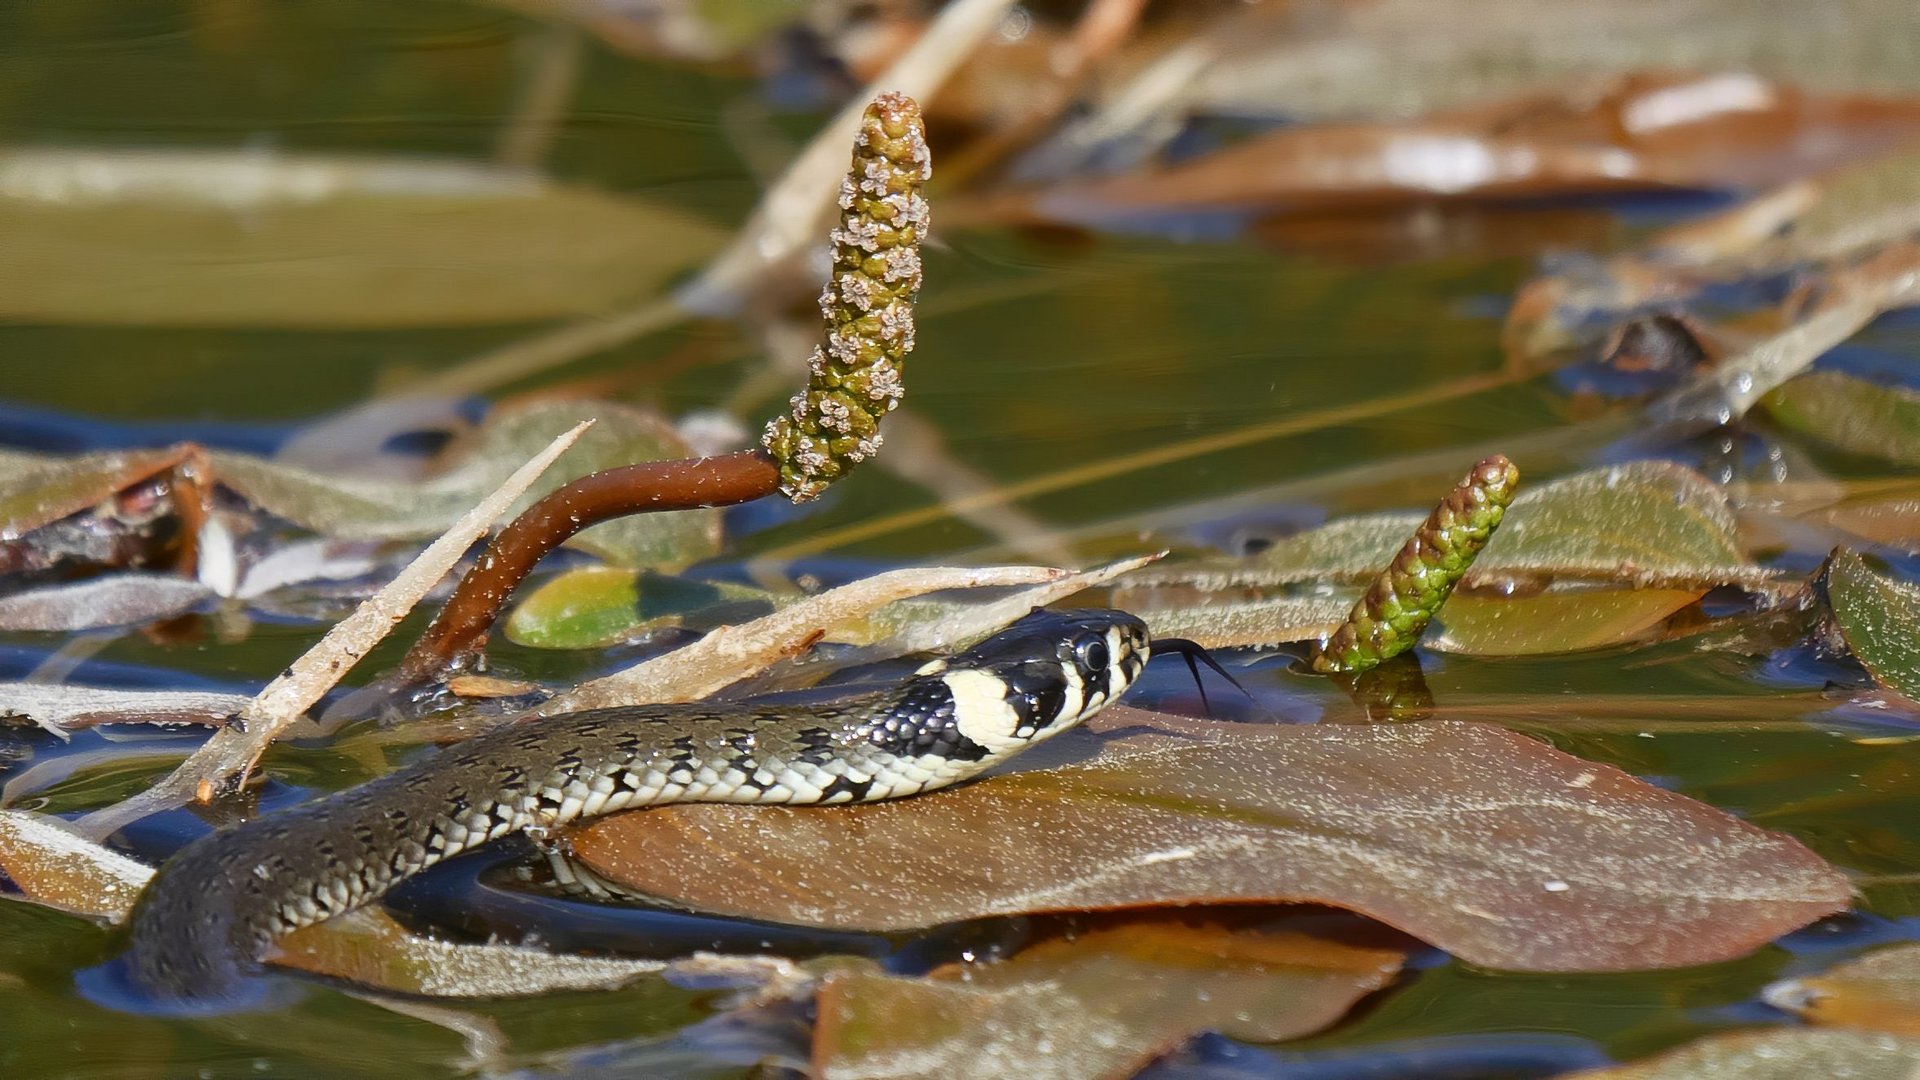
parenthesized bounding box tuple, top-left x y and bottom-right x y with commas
(119, 608, 1150, 1008)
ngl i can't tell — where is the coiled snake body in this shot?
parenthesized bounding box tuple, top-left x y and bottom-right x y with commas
(122, 609, 1150, 1007)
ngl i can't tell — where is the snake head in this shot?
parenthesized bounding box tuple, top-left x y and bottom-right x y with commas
(921, 608, 1150, 752)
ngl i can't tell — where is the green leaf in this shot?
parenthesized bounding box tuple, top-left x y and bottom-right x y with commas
(1763, 370, 1920, 467)
(0, 148, 722, 327)
(1429, 585, 1705, 656)
(1140, 461, 1763, 591)
(1825, 548, 1920, 702)
(504, 568, 774, 650)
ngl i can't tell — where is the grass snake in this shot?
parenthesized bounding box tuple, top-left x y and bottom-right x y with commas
(120, 608, 1151, 1009)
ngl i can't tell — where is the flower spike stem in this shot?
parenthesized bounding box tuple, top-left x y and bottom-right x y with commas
(399, 94, 929, 679)
(1311, 455, 1520, 675)
(763, 90, 931, 501)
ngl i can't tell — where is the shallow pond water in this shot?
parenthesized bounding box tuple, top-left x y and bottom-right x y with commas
(3, 2, 1920, 1078)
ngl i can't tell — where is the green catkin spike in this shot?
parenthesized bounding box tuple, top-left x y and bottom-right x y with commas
(1312, 454, 1521, 675)
(763, 91, 931, 502)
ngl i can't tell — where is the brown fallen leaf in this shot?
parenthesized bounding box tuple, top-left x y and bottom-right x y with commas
(570, 707, 1850, 972)
(813, 916, 1404, 1080)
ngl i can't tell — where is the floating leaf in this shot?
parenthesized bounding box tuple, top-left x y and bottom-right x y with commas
(1427, 585, 1706, 656)
(813, 918, 1404, 1080)
(1561, 1029, 1920, 1079)
(0, 574, 214, 632)
(0, 148, 721, 328)
(571, 708, 1848, 972)
(505, 568, 775, 650)
(1762, 370, 1920, 467)
(1824, 549, 1920, 703)
(1140, 462, 1762, 593)
(1765, 944, 1920, 1037)
(212, 400, 721, 567)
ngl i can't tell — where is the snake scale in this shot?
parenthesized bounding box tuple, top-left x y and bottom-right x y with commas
(121, 608, 1151, 1008)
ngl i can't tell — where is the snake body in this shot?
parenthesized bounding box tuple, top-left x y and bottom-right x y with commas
(122, 608, 1150, 1007)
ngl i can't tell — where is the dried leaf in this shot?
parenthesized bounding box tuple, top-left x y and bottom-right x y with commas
(1763, 370, 1920, 467)
(1561, 1029, 1920, 1079)
(0, 446, 194, 537)
(1824, 548, 1920, 704)
(814, 919, 1404, 1080)
(1765, 943, 1920, 1037)
(571, 708, 1848, 972)
(0, 574, 214, 632)
(0, 148, 721, 327)
(213, 400, 720, 567)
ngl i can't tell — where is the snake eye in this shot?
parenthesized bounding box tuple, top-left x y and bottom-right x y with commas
(1074, 636, 1110, 673)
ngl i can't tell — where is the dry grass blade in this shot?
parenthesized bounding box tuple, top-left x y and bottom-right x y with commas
(0, 684, 252, 734)
(536, 563, 1071, 714)
(75, 422, 594, 840)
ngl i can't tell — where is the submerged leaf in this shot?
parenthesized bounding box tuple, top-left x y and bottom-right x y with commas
(1824, 549, 1920, 703)
(571, 708, 1848, 972)
(1763, 370, 1920, 467)
(505, 568, 774, 650)
(1765, 943, 1920, 1037)
(1428, 585, 1706, 656)
(0, 148, 721, 327)
(1561, 1029, 1920, 1079)
(813, 919, 1404, 1080)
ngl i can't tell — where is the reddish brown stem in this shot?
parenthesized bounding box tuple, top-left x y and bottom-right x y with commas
(398, 449, 780, 680)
